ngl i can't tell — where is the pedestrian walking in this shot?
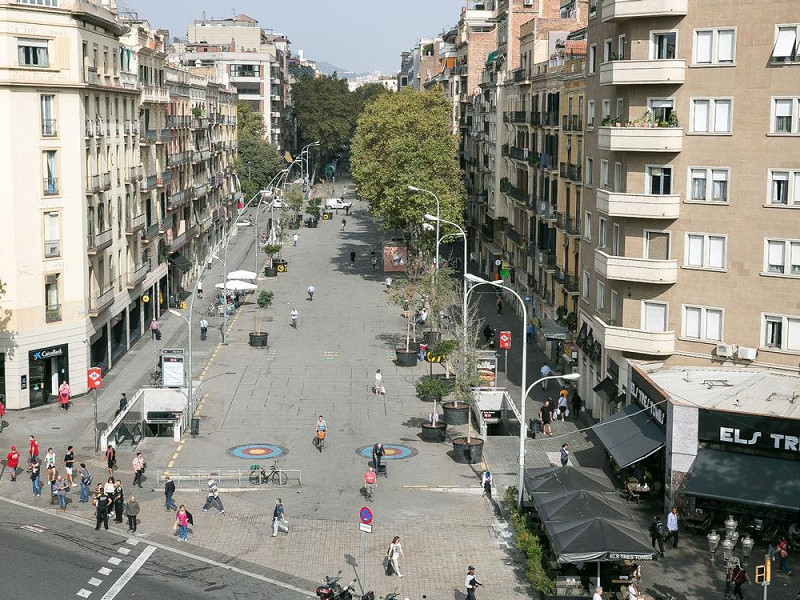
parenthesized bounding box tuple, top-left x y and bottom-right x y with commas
(113, 480, 125, 523)
(105, 444, 116, 475)
(540, 364, 553, 389)
(132, 452, 145, 488)
(481, 470, 492, 499)
(58, 381, 71, 410)
(104, 476, 116, 495)
(350, 250, 356, 267)
(663, 506, 679, 548)
(93, 487, 110, 531)
(732, 559, 749, 599)
(538, 400, 553, 436)
(371, 254, 378, 270)
(44, 447, 56, 481)
(202, 476, 224, 514)
(150, 317, 161, 340)
(48, 465, 59, 505)
(29, 435, 39, 461)
(30, 458, 41, 497)
(374, 369, 385, 396)
(164, 475, 177, 511)
(593, 587, 604, 600)
(64, 445, 75, 485)
(372, 443, 385, 472)
(777, 537, 792, 574)
(292, 233, 299, 247)
(465, 565, 483, 600)
(649, 514, 665, 558)
(6, 444, 20, 481)
(196, 280, 203, 299)
(387, 536, 404, 577)
(364, 467, 377, 501)
(79, 463, 91, 502)
(126, 495, 140, 533)
(199, 317, 208, 341)
(306, 284, 315, 301)
(0, 400, 5, 432)
(341, 218, 346, 232)
(384, 276, 392, 291)
(175, 505, 190, 541)
(315, 415, 327, 452)
(571, 393, 582, 421)
(526, 323, 534, 344)
(557, 393, 568, 421)
(496, 297, 503, 315)
(271, 497, 288, 536)
(290, 307, 299, 329)
(55, 475, 69, 512)
(118, 393, 128, 414)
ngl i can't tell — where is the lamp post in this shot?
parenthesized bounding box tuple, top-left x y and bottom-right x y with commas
(299, 141, 319, 190)
(708, 530, 721, 564)
(408, 185, 440, 269)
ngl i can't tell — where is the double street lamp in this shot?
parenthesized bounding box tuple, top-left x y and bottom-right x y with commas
(408, 185, 440, 269)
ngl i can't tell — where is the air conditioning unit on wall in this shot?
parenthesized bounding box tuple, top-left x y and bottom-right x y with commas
(716, 343, 736, 358)
(737, 347, 758, 361)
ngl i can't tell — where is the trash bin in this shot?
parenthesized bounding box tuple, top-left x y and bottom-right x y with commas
(190, 418, 200, 436)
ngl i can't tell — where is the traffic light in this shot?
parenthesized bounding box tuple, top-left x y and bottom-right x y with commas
(765, 554, 771, 583)
(755, 565, 766, 584)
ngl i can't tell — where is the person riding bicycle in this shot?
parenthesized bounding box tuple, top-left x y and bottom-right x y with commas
(364, 467, 377, 501)
(315, 415, 327, 450)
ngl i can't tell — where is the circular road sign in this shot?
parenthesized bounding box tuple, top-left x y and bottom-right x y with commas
(360, 506, 373, 524)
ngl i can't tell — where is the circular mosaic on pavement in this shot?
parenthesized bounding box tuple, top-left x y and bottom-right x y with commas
(357, 444, 418, 460)
(227, 444, 287, 460)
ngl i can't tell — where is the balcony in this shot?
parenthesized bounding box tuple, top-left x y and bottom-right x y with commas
(167, 151, 190, 167)
(102, 171, 111, 190)
(43, 177, 59, 196)
(503, 111, 528, 124)
(506, 225, 523, 246)
(141, 129, 157, 143)
(596, 189, 680, 219)
(44, 239, 60, 258)
(141, 175, 157, 192)
(562, 115, 583, 132)
(563, 273, 579, 295)
(535, 249, 557, 270)
(126, 213, 146, 235)
(599, 59, 686, 86)
(42, 119, 57, 137)
(597, 126, 683, 152)
(594, 250, 677, 284)
(95, 119, 106, 137)
(507, 184, 525, 202)
(142, 85, 169, 103)
(85, 120, 95, 137)
(601, 0, 688, 22)
(86, 174, 100, 194)
(567, 163, 582, 182)
(142, 222, 159, 242)
(88, 286, 114, 317)
(87, 227, 113, 254)
(530, 111, 541, 126)
(161, 170, 173, 185)
(127, 165, 142, 182)
(126, 262, 150, 288)
(45, 304, 62, 323)
(543, 111, 560, 127)
(193, 183, 208, 198)
(168, 189, 191, 209)
(159, 128, 170, 142)
(509, 146, 527, 162)
(595, 316, 676, 355)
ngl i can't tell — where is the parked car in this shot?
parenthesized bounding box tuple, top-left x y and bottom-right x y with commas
(324, 198, 352, 210)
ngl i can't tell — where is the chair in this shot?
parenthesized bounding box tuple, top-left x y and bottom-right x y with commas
(625, 481, 641, 503)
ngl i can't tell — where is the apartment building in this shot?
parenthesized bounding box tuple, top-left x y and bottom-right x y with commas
(577, 0, 800, 418)
(0, 2, 238, 409)
(176, 14, 290, 151)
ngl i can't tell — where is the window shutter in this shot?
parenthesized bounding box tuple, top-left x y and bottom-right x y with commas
(708, 236, 725, 268)
(644, 303, 667, 332)
(768, 240, 785, 271)
(787, 319, 800, 351)
(695, 31, 713, 63)
(684, 306, 701, 338)
(705, 309, 722, 341)
(714, 100, 731, 132)
(717, 30, 735, 62)
(775, 99, 793, 117)
(693, 100, 709, 132)
(773, 27, 798, 58)
(687, 234, 704, 266)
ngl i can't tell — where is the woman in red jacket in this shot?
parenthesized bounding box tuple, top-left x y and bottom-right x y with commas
(6, 445, 20, 481)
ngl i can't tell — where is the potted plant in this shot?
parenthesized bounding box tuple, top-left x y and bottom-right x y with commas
(263, 244, 281, 277)
(306, 197, 322, 227)
(448, 307, 484, 464)
(601, 116, 611, 126)
(416, 377, 449, 442)
(668, 111, 679, 127)
(286, 186, 304, 229)
(272, 214, 290, 273)
(387, 254, 433, 366)
(249, 290, 273, 347)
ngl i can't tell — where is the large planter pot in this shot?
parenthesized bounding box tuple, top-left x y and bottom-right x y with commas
(442, 402, 469, 426)
(420, 422, 447, 443)
(249, 332, 268, 347)
(395, 349, 418, 367)
(264, 266, 278, 277)
(274, 259, 288, 273)
(452, 437, 484, 464)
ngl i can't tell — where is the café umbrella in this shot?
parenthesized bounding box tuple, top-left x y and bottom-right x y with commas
(532, 490, 632, 523)
(227, 270, 257, 280)
(215, 279, 258, 291)
(524, 466, 615, 495)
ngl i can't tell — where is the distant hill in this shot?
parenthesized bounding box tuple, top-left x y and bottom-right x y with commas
(315, 60, 346, 76)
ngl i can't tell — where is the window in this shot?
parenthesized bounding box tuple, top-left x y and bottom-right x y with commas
(610, 290, 618, 323)
(600, 160, 609, 188)
(763, 314, 800, 351)
(643, 301, 668, 332)
(40, 94, 56, 137)
(688, 167, 729, 203)
(693, 28, 736, 65)
(771, 98, 800, 134)
(647, 166, 672, 195)
(43, 150, 57, 195)
(583, 211, 592, 242)
(652, 31, 677, 60)
(44, 211, 60, 258)
(598, 218, 607, 249)
(649, 99, 674, 124)
(588, 44, 597, 74)
(691, 98, 732, 133)
(768, 170, 800, 205)
(18, 38, 49, 67)
(765, 239, 800, 276)
(615, 98, 624, 119)
(587, 100, 595, 127)
(582, 270, 590, 300)
(612, 223, 621, 256)
(683, 305, 723, 341)
(685, 233, 726, 269)
(45, 273, 60, 323)
(585, 157, 593, 185)
(601, 99, 611, 121)
(618, 35, 626, 60)
(772, 25, 800, 63)
(604, 39, 612, 63)
(613, 163, 622, 193)
(596, 281, 606, 311)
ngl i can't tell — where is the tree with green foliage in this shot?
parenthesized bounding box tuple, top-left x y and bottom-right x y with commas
(351, 82, 389, 116)
(291, 74, 353, 160)
(350, 87, 465, 234)
(234, 101, 285, 200)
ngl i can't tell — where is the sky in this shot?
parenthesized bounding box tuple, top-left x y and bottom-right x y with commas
(122, 0, 466, 74)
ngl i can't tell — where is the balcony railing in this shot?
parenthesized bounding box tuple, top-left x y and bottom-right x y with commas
(193, 183, 208, 198)
(159, 128, 170, 142)
(594, 250, 678, 284)
(598, 126, 684, 153)
(42, 119, 57, 137)
(142, 222, 159, 241)
(506, 225, 522, 245)
(568, 163, 582, 182)
(127, 165, 142, 182)
(44, 239, 60, 258)
(596, 189, 680, 219)
(563, 273, 579, 294)
(126, 212, 146, 234)
(601, 0, 688, 22)
(503, 111, 528, 124)
(543, 111, 560, 127)
(86, 174, 100, 194)
(167, 151, 189, 167)
(141, 175, 157, 191)
(168, 189, 191, 209)
(507, 184, 525, 202)
(43, 177, 59, 196)
(530, 111, 541, 126)
(141, 129, 157, 143)
(599, 59, 686, 86)
(562, 115, 583, 131)
(597, 316, 676, 355)
(45, 304, 62, 323)
(142, 85, 169, 103)
(87, 227, 113, 254)
(88, 286, 114, 317)
(161, 170, 173, 185)
(126, 262, 150, 288)
(509, 146, 527, 161)
(102, 171, 111, 190)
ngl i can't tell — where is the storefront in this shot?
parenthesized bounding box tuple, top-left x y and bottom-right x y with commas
(27, 343, 69, 407)
(129, 298, 142, 344)
(110, 309, 128, 365)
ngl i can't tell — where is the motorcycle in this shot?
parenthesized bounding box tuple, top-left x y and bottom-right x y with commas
(315, 571, 374, 600)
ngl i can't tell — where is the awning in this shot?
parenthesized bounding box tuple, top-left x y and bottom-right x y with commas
(594, 404, 665, 468)
(168, 252, 192, 273)
(593, 377, 618, 402)
(772, 27, 798, 59)
(486, 50, 498, 64)
(540, 319, 569, 340)
(684, 448, 800, 512)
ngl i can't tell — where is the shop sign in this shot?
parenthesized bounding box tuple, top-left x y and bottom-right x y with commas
(698, 410, 800, 453)
(629, 367, 667, 429)
(475, 350, 498, 387)
(30, 345, 66, 361)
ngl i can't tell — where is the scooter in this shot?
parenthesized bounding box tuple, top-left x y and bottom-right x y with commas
(315, 571, 374, 600)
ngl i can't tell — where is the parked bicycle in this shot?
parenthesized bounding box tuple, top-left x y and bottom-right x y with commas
(249, 461, 287, 486)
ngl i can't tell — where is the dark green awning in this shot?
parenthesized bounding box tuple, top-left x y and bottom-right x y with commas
(168, 252, 192, 273)
(594, 404, 665, 468)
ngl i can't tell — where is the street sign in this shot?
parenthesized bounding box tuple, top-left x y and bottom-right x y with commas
(524, 295, 531, 302)
(500, 268, 509, 279)
(359, 506, 373, 524)
(498, 331, 511, 350)
(87, 367, 102, 389)
(359, 522, 372, 533)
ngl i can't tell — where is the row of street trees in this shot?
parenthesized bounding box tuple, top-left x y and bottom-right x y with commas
(234, 102, 285, 200)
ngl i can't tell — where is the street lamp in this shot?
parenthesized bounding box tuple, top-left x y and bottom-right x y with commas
(708, 530, 721, 563)
(424, 213, 468, 335)
(408, 185, 440, 269)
